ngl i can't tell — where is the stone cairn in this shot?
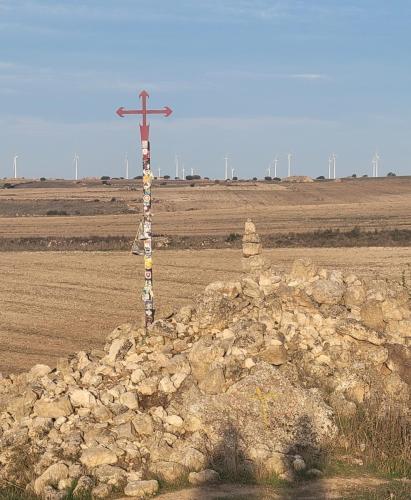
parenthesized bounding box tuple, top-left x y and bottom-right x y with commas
(242, 218, 269, 273)
(0, 221, 409, 499)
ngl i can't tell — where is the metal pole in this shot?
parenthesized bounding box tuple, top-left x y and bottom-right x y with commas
(141, 138, 154, 325)
(116, 90, 172, 327)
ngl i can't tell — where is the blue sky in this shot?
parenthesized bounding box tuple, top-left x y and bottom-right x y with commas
(1, 0, 411, 179)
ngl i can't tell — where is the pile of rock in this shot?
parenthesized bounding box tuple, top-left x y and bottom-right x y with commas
(0, 221, 409, 499)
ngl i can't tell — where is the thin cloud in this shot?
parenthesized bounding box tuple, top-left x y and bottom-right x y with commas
(208, 69, 330, 82)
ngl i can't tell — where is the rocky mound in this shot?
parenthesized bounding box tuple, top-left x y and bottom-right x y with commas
(0, 221, 409, 499)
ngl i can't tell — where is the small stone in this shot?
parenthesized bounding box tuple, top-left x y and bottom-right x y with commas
(72, 476, 93, 497)
(149, 461, 187, 483)
(34, 463, 69, 495)
(80, 447, 118, 468)
(92, 483, 112, 498)
(158, 376, 176, 394)
(69, 389, 96, 408)
(260, 345, 287, 365)
(29, 364, 52, 378)
(188, 469, 220, 485)
(311, 279, 345, 305)
(292, 456, 306, 472)
(124, 479, 159, 497)
(119, 391, 139, 409)
(244, 358, 255, 369)
(34, 398, 73, 418)
(132, 413, 154, 435)
(306, 468, 323, 478)
(94, 465, 126, 485)
(165, 414, 183, 427)
(199, 367, 226, 394)
(130, 368, 145, 384)
(361, 300, 385, 331)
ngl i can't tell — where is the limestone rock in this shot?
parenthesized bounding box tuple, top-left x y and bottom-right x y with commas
(149, 461, 187, 483)
(290, 258, 317, 282)
(188, 469, 220, 485)
(34, 398, 73, 418)
(124, 479, 159, 498)
(80, 447, 118, 468)
(260, 345, 287, 366)
(361, 300, 385, 331)
(198, 367, 226, 394)
(34, 463, 69, 495)
(70, 389, 96, 408)
(94, 465, 126, 485)
(72, 476, 93, 497)
(311, 279, 345, 305)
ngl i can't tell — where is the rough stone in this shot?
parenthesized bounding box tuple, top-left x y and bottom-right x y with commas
(34, 398, 73, 418)
(124, 479, 159, 498)
(80, 447, 118, 468)
(188, 469, 220, 485)
(311, 279, 345, 305)
(260, 345, 287, 365)
(34, 463, 69, 495)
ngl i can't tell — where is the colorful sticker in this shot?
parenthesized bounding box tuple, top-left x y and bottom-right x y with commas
(144, 256, 152, 269)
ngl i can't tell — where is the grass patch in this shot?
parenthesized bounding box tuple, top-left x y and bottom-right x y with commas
(343, 480, 411, 499)
(330, 402, 411, 479)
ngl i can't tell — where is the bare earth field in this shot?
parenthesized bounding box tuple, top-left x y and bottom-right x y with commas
(0, 177, 410, 238)
(1, 246, 410, 375)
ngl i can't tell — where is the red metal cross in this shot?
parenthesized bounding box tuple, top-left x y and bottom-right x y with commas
(116, 90, 172, 141)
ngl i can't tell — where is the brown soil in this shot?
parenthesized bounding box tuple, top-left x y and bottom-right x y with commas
(151, 476, 409, 499)
(1, 247, 410, 375)
(0, 177, 410, 239)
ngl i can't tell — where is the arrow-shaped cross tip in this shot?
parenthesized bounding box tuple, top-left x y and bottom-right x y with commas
(139, 90, 149, 98)
(116, 107, 124, 117)
(164, 106, 172, 117)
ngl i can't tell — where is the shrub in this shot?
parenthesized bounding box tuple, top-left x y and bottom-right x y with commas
(316, 175, 325, 180)
(40, 177, 46, 182)
(46, 210, 68, 216)
(100, 175, 111, 180)
(226, 233, 241, 242)
(387, 172, 396, 177)
(264, 176, 272, 181)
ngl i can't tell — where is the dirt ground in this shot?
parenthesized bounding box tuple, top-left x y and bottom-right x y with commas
(152, 476, 410, 499)
(0, 247, 410, 375)
(0, 177, 410, 238)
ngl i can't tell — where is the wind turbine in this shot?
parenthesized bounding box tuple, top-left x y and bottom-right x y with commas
(191, 167, 194, 176)
(182, 164, 185, 180)
(287, 153, 292, 177)
(158, 166, 161, 178)
(224, 155, 229, 180)
(73, 153, 79, 181)
(332, 153, 337, 179)
(13, 155, 18, 179)
(125, 153, 129, 180)
(231, 167, 235, 179)
(328, 155, 332, 179)
(175, 155, 179, 178)
(274, 156, 278, 178)
(267, 163, 271, 178)
(373, 152, 380, 177)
